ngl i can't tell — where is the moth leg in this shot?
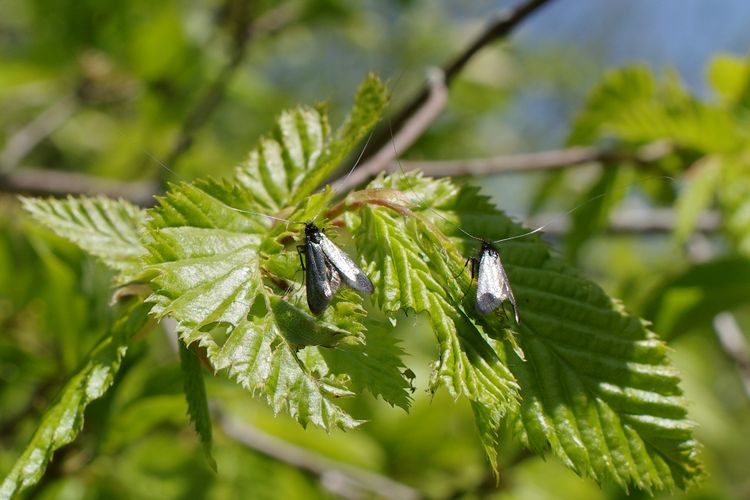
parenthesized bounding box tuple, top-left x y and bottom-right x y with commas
(457, 257, 478, 302)
(469, 257, 478, 286)
(453, 257, 472, 280)
(499, 301, 511, 324)
(296, 245, 306, 271)
(290, 245, 307, 307)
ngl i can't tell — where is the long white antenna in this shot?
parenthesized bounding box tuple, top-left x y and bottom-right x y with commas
(146, 152, 306, 225)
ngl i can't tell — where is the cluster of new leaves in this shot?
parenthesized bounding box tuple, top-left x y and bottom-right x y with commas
(541, 59, 750, 260)
(558, 56, 750, 336)
(142, 74, 409, 435)
(569, 60, 750, 254)
(7, 73, 703, 497)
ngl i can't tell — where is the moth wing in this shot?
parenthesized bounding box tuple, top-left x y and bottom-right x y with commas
(496, 256, 519, 323)
(475, 249, 507, 315)
(304, 240, 337, 315)
(319, 235, 374, 294)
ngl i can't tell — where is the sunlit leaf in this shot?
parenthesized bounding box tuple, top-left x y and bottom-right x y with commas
(21, 196, 147, 283)
(142, 76, 390, 431)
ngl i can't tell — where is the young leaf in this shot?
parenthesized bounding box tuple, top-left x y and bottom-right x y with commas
(352, 172, 702, 492)
(708, 53, 750, 106)
(292, 73, 388, 203)
(0, 300, 150, 500)
(145, 180, 363, 430)
(233, 73, 387, 209)
(178, 341, 216, 471)
(349, 175, 521, 433)
(143, 76, 387, 431)
(21, 196, 147, 283)
(569, 66, 742, 154)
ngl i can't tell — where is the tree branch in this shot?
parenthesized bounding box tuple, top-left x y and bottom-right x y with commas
(529, 207, 720, 236)
(350, 0, 556, 177)
(331, 68, 448, 193)
(218, 412, 421, 500)
(396, 141, 673, 177)
(0, 167, 159, 207)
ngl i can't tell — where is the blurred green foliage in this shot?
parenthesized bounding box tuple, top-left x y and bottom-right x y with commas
(2, 0, 750, 499)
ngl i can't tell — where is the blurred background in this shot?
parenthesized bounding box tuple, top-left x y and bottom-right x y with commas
(2, 0, 750, 498)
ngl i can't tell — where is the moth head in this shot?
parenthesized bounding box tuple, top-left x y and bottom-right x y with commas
(305, 222, 323, 243)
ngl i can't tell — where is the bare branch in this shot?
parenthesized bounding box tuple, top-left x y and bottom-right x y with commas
(713, 312, 750, 401)
(219, 413, 421, 500)
(331, 68, 448, 193)
(0, 95, 78, 173)
(528, 207, 720, 237)
(396, 141, 673, 177)
(352, 0, 556, 175)
(0, 167, 158, 207)
(404, 146, 600, 177)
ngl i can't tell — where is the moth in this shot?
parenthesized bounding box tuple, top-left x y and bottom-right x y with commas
(299, 222, 374, 315)
(471, 241, 519, 323)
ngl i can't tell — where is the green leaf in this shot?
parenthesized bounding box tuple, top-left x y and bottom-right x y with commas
(0, 300, 150, 500)
(708, 53, 750, 106)
(145, 179, 363, 430)
(718, 159, 750, 255)
(233, 73, 387, 209)
(178, 341, 216, 471)
(350, 174, 521, 445)
(644, 255, 750, 338)
(321, 320, 412, 410)
(569, 66, 742, 153)
(470, 400, 504, 474)
(674, 156, 722, 243)
(142, 76, 388, 431)
(21, 196, 147, 283)
(292, 73, 388, 203)
(353, 172, 702, 491)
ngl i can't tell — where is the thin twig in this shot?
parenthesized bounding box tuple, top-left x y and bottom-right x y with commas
(0, 95, 78, 173)
(219, 413, 421, 500)
(354, 0, 556, 171)
(713, 312, 750, 401)
(331, 68, 449, 193)
(527, 207, 720, 237)
(395, 141, 673, 177)
(158, 3, 299, 183)
(0, 167, 159, 206)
